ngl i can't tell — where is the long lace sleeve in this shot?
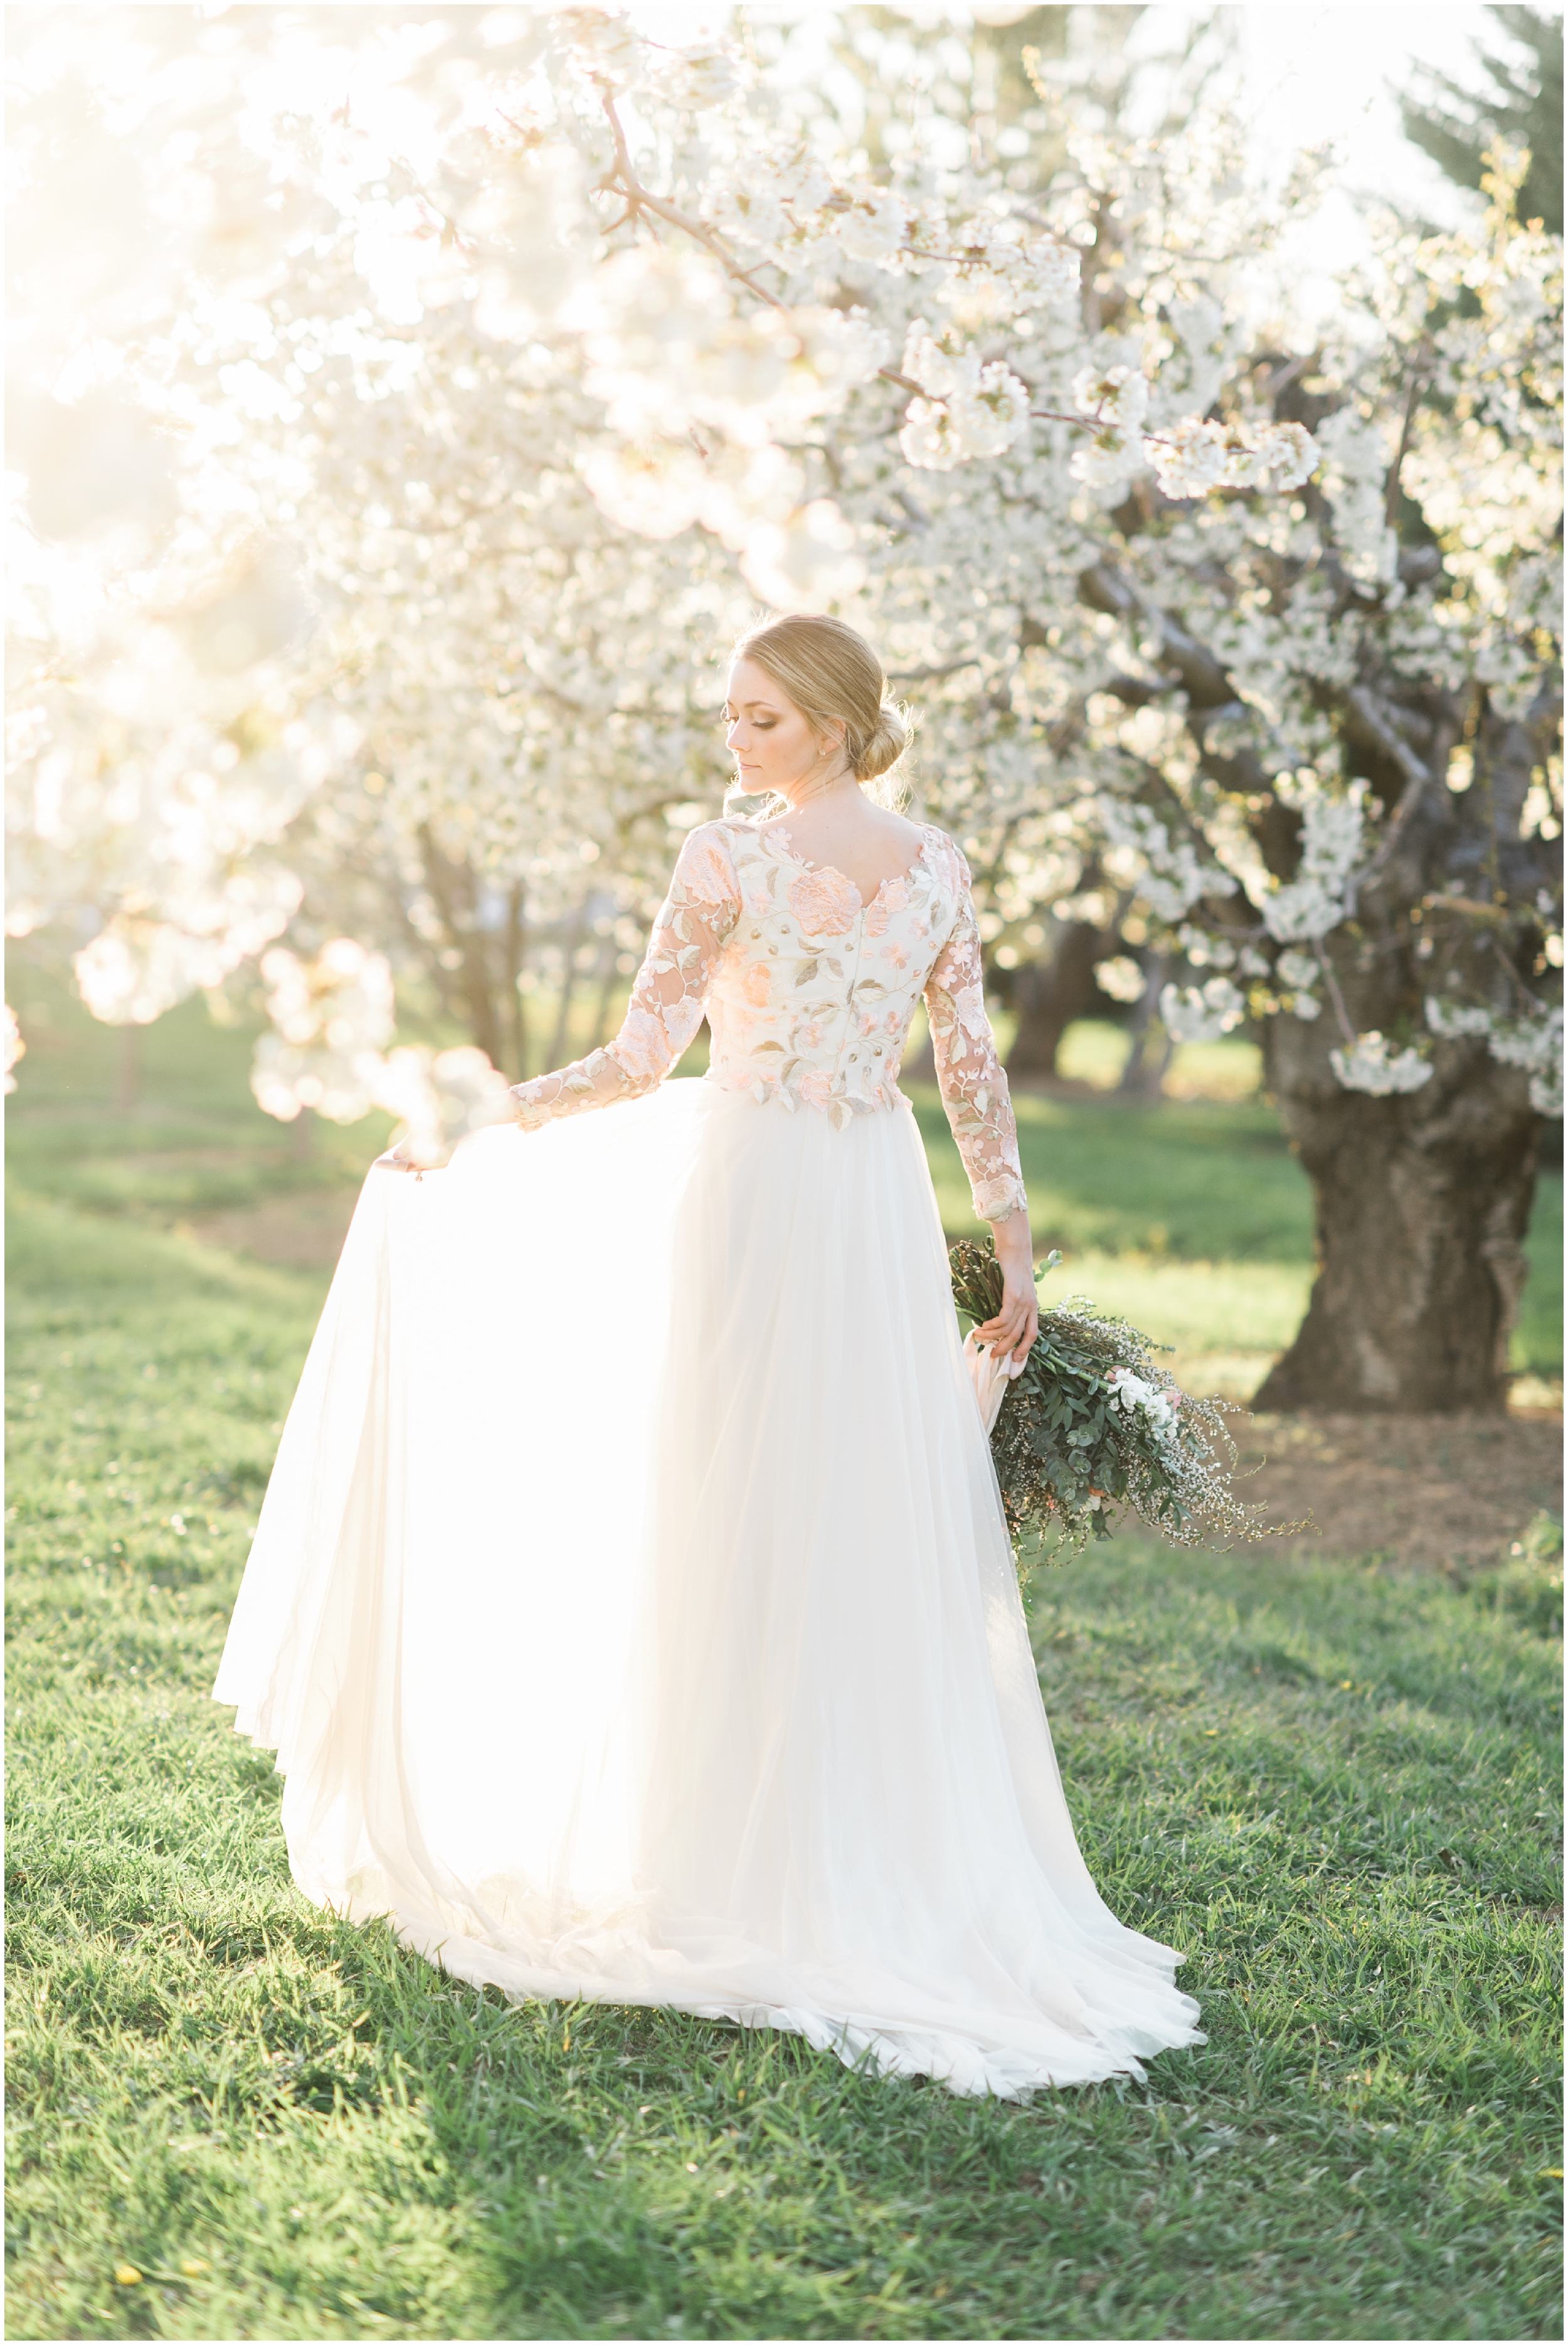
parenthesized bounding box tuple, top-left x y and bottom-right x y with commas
(923, 856, 1028, 1224)
(510, 826, 740, 1130)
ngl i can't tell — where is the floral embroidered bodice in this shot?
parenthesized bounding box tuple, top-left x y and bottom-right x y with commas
(510, 820, 1027, 1222)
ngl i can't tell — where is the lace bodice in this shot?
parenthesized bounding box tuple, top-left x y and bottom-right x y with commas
(510, 821, 1027, 1223)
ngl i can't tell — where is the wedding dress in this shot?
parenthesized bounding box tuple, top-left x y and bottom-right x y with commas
(215, 819, 1203, 2097)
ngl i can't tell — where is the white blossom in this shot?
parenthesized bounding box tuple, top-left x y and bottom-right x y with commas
(899, 324, 1030, 471)
(1329, 1032, 1434, 1095)
(4, 1005, 24, 1093)
(1261, 792, 1364, 942)
(1160, 976, 1246, 1043)
(834, 189, 909, 267)
(1484, 1004, 1562, 1073)
(1106, 1366, 1179, 1441)
(1276, 948, 1321, 990)
(1100, 802, 1238, 923)
(1070, 428, 1145, 492)
(1425, 996, 1497, 1040)
(737, 499, 866, 613)
(1145, 417, 1231, 499)
(1148, 416, 1315, 501)
(1073, 364, 1149, 434)
(1095, 955, 1147, 1004)
(1316, 405, 1399, 585)
(3, 4, 1550, 1176)
(654, 44, 741, 113)
(250, 940, 395, 1124)
(371, 1044, 516, 1167)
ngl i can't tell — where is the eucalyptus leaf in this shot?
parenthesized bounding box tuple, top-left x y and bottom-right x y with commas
(949, 1236, 1299, 1570)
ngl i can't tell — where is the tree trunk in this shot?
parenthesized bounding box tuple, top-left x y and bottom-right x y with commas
(1005, 920, 1108, 1079)
(590, 931, 623, 1049)
(115, 1022, 139, 1112)
(548, 905, 588, 1068)
(502, 882, 526, 1082)
(1116, 955, 1170, 1098)
(1254, 1028, 1542, 1415)
(416, 822, 504, 1068)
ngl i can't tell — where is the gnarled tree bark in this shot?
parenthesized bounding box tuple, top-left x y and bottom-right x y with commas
(1256, 1019, 1542, 1412)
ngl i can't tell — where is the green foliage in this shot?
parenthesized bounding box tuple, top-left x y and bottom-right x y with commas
(1400, 4, 1564, 233)
(949, 1239, 1270, 1555)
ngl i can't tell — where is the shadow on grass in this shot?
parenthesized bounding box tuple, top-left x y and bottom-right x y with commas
(6, 1171, 1563, 2340)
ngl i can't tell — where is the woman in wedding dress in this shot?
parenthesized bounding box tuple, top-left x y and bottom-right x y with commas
(215, 614, 1203, 2098)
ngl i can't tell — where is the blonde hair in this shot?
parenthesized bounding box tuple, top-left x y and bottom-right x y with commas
(727, 614, 913, 809)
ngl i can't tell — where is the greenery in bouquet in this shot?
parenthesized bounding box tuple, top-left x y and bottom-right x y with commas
(950, 1238, 1281, 1561)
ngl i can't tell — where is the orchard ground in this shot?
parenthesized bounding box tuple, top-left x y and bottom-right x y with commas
(6, 984, 1562, 2342)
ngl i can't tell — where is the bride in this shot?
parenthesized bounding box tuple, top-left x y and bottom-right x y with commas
(215, 613, 1203, 2098)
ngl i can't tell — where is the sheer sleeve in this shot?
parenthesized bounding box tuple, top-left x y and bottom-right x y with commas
(923, 851, 1029, 1224)
(510, 826, 740, 1131)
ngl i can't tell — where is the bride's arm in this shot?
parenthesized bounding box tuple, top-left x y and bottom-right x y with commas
(923, 861, 1037, 1363)
(510, 826, 741, 1129)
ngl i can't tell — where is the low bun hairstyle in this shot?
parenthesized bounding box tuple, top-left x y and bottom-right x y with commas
(731, 614, 913, 803)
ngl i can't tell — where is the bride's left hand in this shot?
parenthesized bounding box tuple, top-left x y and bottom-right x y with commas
(980, 1209, 1039, 1366)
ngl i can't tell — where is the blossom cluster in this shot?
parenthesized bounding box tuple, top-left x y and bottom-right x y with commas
(2, 3, 1557, 1161)
(1106, 1366, 1179, 1441)
(1329, 1032, 1435, 1096)
(1159, 977, 1247, 1045)
(1427, 994, 1565, 1116)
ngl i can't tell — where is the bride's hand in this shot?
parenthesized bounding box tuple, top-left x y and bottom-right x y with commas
(979, 1209, 1039, 1365)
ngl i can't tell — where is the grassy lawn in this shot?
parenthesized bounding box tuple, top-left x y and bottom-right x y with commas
(6, 983, 1564, 2340)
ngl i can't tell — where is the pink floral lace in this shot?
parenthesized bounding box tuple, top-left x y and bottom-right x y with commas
(510, 821, 1027, 1222)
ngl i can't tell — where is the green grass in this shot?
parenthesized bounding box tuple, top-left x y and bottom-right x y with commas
(913, 1087, 1562, 1383)
(6, 1190, 1562, 2340)
(8, 972, 1559, 1380)
(6, 979, 1564, 2339)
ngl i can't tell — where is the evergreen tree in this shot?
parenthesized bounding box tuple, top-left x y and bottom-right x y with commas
(1401, 5, 1562, 233)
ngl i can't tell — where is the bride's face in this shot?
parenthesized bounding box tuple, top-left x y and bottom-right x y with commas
(724, 659, 842, 792)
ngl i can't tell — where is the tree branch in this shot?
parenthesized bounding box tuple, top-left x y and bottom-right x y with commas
(1346, 684, 1436, 901)
(1384, 339, 1434, 528)
(598, 97, 1179, 451)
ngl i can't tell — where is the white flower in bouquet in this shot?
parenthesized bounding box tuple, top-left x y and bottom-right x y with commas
(1107, 1367, 1179, 1440)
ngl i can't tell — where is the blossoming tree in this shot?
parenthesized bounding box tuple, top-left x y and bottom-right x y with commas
(6, 6, 1560, 1409)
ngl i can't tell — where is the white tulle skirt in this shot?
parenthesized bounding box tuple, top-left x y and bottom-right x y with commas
(214, 1079, 1203, 2097)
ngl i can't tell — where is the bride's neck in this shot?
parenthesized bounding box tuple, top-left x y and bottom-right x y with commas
(777, 767, 857, 813)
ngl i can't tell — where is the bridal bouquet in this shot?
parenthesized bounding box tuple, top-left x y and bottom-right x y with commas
(949, 1238, 1274, 1559)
